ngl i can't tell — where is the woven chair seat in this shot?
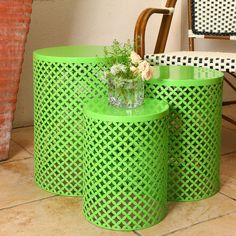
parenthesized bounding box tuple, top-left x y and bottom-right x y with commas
(145, 51, 236, 73)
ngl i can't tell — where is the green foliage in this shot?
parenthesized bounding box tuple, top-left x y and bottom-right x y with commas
(104, 39, 133, 68)
(104, 39, 137, 79)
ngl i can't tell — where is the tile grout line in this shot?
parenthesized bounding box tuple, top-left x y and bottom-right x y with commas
(12, 125, 34, 130)
(10, 139, 34, 156)
(0, 195, 57, 212)
(157, 210, 236, 236)
(133, 230, 142, 236)
(221, 150, 236, 157)
(219, 191, 236, 201)
(0, 156, 33, 165)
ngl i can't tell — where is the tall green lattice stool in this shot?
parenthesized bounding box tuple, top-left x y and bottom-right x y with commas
(145, 66, 224, 201)
(33, 45, 107, 196)
(83, 98, 169, 231)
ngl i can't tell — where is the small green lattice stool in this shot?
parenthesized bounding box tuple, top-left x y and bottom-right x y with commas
(83, 98, 169, 231)
(33, 45, 108, 196)
(145, 66, 224, 202)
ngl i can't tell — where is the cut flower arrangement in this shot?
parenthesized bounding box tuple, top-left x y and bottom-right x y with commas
(104, 40, 153, 108)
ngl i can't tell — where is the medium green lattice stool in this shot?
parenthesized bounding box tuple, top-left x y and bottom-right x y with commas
(145, 66, 224, 202)
(33, 45, 108, 196)
(83, 98, 169, 231)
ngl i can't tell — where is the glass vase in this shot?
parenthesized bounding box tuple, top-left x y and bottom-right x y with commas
(108, 76, 144, 108)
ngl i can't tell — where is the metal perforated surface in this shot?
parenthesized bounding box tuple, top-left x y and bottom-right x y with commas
(83, 101, 169, 230)
(145, 66, 223, 201)
(33, 57, 107, 196)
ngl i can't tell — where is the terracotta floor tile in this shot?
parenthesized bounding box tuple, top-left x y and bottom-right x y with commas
(169, 211, 236, 236)
(137, 193, 236, 235)
(222, 104, 236, 131)
(0, 141, 32, 164)
(221, 127, 236, 155)
(221, 152, 236, 199)
(8, 141, 32, 161)
(11, 126, 34, 154)
(0, 158, 53, 209)
(0, 196, 135, 236)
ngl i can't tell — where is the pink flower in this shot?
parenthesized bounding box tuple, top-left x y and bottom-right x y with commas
(137, 60, 153, 80)
(138, 61, 149, 72)
(142, 67, 154, 80)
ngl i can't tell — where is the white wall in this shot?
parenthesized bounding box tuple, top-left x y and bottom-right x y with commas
(14, 0, 182, 127)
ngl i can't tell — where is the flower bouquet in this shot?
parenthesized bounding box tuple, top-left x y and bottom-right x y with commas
(104, 40, 153, 108)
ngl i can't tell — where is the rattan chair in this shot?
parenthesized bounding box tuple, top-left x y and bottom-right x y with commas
(135, 0, 236, 125)
(134, 0, 177, 58)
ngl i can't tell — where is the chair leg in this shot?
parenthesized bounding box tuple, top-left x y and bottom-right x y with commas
(224, 73, 236, 92)
(222, 114, 236, 126)
(223, 101, 236, 106)
(222, 73, 236, 125)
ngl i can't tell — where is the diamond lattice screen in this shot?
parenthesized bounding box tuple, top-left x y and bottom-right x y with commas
(83, 117, 168, 230)
(34, 59, 107, 196)
(192, 0, 236, 36)
(145, 82, 223, 201)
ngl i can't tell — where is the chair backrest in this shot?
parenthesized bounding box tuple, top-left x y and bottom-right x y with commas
(189, 0, 236, 39)
(134, 0, 178, 57)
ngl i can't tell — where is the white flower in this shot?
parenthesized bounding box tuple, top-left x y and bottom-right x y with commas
(130, 66, 139, 75)
(130, 51, 142, 65)
(138, 60, 150, 72)
(110, 64, 126, 75)
(100, 72, 107, 81)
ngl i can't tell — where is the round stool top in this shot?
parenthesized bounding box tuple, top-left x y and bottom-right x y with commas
(148, 66, 223, 86)
(33, 45, 106, 63)
(84, 98, 169, 122)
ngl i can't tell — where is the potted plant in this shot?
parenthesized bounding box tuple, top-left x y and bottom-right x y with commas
(104, 40, 153, 108)
(0, 0, 33, 161)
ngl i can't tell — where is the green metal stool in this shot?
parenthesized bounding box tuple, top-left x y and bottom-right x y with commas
(33, 45, 107, 196)
(145, 66, 224, 201)
(83, 98, 169, 231)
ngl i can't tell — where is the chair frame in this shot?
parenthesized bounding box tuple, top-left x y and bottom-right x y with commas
(134, 0, 177, 59)
(188, 0, 236, 50)
(188, 0, 236, 125)
(134, 0, 236, 125)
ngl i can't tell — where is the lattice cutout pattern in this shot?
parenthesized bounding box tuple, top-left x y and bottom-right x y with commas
(192, 0, 236, 36)
(145, 82, 223, 201)
(34, 59, 107, 196)
(83, 117, 168, 230)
